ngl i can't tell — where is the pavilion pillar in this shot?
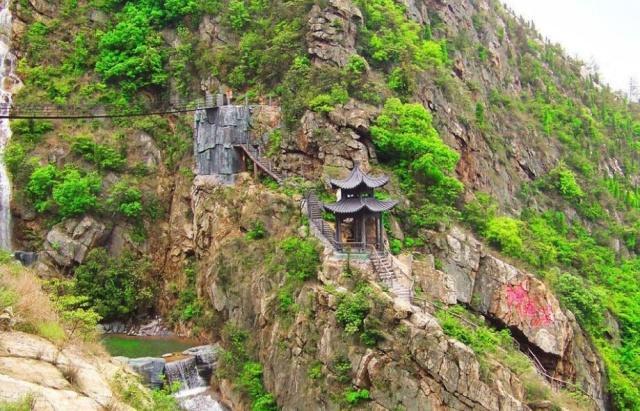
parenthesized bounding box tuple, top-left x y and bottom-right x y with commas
(361, 213, 367, 250)
(335, 215, 341, 248)
(378, 215, 384, 250)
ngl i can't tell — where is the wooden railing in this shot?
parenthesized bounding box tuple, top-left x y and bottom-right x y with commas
(235, 143, 283, 183)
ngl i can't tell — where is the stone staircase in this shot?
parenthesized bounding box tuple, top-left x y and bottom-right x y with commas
(305, 192, 337, 249)
(369, 245, 413, 303)
(235, 143, 283, 184)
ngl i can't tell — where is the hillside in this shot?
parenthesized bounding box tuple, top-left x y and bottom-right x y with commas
(3, 0, 640, 409)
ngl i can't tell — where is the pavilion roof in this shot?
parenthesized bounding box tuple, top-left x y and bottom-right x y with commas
(323, 197, 397, 214)
(329, 164, 389, 190)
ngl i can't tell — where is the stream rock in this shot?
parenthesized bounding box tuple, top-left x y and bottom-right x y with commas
(182, 344, 220, 383)
(126, 357, 166, 389)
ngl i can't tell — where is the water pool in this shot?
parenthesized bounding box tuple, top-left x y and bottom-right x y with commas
(102, 334, 199, 358)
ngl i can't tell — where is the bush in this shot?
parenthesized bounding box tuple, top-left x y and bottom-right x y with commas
(554, 273, 604, 332)
(485, 216, 524, 256)
(246, 220, 266, 240)
(336, 285, 372, 335)
(27, 165, 102, 217)
(71, 136, 126, 171)
(344, 388, 371, 405)
(74, 249, 153, 321)
(237, 362, 278, 411)
(26, 164, 58, 212)
(52, 169, 101, 217)
(371, 98, 463, 206)
(308, 86, 349, 113)
(550, 164, 584, 201)
(279, 237, 320, 281)
(462, 192, 498, 234)
(106, 180, 143, 219)
(95, 3, 168, 94)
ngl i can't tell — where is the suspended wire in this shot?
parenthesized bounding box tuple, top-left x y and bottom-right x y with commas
(0, 96, 217, 119)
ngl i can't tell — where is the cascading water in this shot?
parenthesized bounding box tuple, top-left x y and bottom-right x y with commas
(165, 355, 225, 411)
(0, 0, 19, 251)
(165, 356, 207, 390)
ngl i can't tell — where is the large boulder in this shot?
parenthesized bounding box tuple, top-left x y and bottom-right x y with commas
(126, 357, 166, 389)
(43, 216, 109, 268)
(471, 255, 572, 358)
(182, 344, 220, 383)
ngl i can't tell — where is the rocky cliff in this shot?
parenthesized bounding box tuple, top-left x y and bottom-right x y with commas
(5, 0, 640, 409)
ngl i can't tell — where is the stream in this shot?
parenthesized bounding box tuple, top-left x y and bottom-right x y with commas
(103, 334, 227, 411)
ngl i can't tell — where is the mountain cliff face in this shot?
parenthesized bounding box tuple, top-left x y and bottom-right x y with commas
(5, 0, 640, 409)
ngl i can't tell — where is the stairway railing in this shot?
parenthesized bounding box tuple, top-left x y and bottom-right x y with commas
(235, 143, 283, 183)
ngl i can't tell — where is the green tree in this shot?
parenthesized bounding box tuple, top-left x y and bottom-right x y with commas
(52, 169, 101, 217)
(75, 249, 154, 321)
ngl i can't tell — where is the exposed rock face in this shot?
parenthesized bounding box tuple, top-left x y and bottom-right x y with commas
(306, 0, 362, 67)
(0, 331, 144, 410)
(472, 255, 571, 358)
(193, 181, 528, 411)
(43, 216, 109, 269)
(422, 226, 606, 409)
(280, 102, 378, 180)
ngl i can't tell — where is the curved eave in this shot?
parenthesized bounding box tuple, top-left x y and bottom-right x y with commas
(322, 198, 397, 214)
(329, 166, 389, 190)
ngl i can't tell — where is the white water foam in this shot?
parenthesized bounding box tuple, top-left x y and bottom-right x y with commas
(0, 0, 20, 251)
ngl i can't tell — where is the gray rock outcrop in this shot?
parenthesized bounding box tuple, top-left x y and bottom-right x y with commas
(0, 331, 146, 410)
(43, 216, 109, 269)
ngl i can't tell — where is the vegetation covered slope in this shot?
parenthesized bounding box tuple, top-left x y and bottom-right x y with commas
(5, 0, 640, 408)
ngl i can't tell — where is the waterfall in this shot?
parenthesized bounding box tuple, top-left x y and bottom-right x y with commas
(165, 355, 225, 410)
(165, 356, 207, 390)
(0, 0, 19, 251)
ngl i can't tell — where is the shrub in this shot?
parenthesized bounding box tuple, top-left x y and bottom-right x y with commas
(462, 192, 498, 234)
(246, 220, 266, 240)
(344, 388, 371, 405)
(345, 55, 367, 75)
(279, 237, 320, 281)
(336, 285, 372, 335)
(74, 249, 153, 321)
(237, 362, 278, 411)
(308, 86, 349, 113)
(27, 165, 102, 217)
(371, 98, 463, 205)
(95, 3, 168, 94)
(550, 165, 584, 201)
(11, 119, 53, 144)
(26, 164, 58, 212)
(52, 169, 101, 217)
(554, 273, 604, 332)
(307, 362, 323, 380)
(485, 216, 524, 256)
(71, 136, 126, 171)
(106, 180, 143, 219)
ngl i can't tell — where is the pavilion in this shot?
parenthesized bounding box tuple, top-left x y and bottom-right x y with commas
(322, 164, 397, 252)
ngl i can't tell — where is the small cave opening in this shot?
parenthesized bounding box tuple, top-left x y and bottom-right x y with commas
(485, 315, 560, 375)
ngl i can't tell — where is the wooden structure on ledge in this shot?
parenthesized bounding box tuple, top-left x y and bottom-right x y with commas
(322, 164, 397, 252)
